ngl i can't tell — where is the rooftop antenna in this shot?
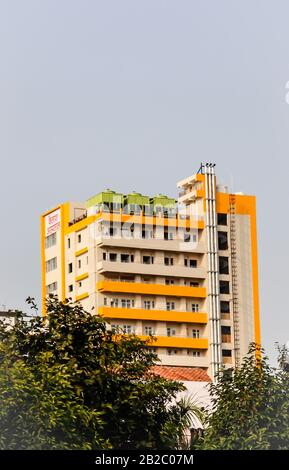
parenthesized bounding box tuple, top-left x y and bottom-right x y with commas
(197, 162, 216, 174)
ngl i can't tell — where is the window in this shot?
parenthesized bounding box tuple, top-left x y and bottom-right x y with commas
(222, 349, 232, 357)
(46, 282, 57, 294)
(78, 259, 81, 269)
(121, 254, 130, 263)
(111, 299, 119, 307)
(220, 280, 230, 294)
(103, 252, 106, 260)
(68, 284, 73, 292)
(45, 232, 57, 249)
(78, 281, 82, 288)
(165, 279, 175, 285)
(217, 213, 227, 226)
(104, 297, 107, 306)
(184, 258, 197, 267)
(77, 233, 81, 243)
(144, 300, 155, 310)
(45, 257, 57, 273)
(167, 327, 176, 337)
(167, 349, 178, 356)
(164, 231, 174, 240)
(166, 302, 175, 311)
(184, 232, 190, 243)
(187, 350, 201, 357)
(142, 228, 153, 239)
(121, 299, 135, 309)
(68, 262, 73, 273)
(218, 231, 228, 250)
(192, 329, 200, 339)
(144, 326, 155, 335)
(109, 253, 117, 262)
(68, 237, 71, 249)
(111, 324, 117, 332)
(120, 275, 135, 283)
(185, 280, 199, 287)
(219, 256, 229, 274)
(123, 324, 133, 334)
(164, 257, 174, 266)
(192, 303, 199, 312)
(221, 326, 231, 336)
(143, 255, 154, 264)
(130, 254, 134, 262)
(220, 301, 230, 313)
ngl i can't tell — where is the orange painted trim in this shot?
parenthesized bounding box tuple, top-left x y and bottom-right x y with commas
(61, 203, 70, 302)
(99, 306, 208, 324)
(139, 335, 208, 349)
(216, 192, 261, 347)
(40, 213, 47, 316)
(75, 292, 89, 302)
(76, 272, 89, 282)
(97, 281, 206, 298)
(95, 212, 204, 230)
(40, 204, 63, 316)
(249, 199, 261, 348)
(75, 247, 88, 257)
(65, 215, 97, 235)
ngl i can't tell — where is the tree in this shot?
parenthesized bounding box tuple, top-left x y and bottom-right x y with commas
(0, 297, 202, 449)
(197, 343, 289, 450)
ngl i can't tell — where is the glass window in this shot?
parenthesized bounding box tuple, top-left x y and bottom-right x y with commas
(167, 327, 176, 337)
(219, 256, 229, 275)
(45, 257, 57, 273)
(222, 349, 232, 357)
(217, 213, 227, 226)
(144, 326, 155, 335)
(45, 232, 57, 249)
(218, 231, 228, 250)
(220, 280, 230, 294)
(220, 301, 230, 313)
(46, 282, 58, 294)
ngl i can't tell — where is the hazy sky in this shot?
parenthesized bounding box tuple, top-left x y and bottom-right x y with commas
(0, 1, 288, 363)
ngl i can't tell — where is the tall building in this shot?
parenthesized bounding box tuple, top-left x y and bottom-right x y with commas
(41, 164, 260, 379)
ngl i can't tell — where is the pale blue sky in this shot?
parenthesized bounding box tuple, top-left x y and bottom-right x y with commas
(0, 0, 288, 362)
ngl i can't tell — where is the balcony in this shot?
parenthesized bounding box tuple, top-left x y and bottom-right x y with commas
(139, 335, 208, 349)
(158, 354, 208, 368)
(97, 236, 206, 253)
(95, 211, 204, 230)
(97, 261, 206, 279)
(178, 189, 205, 204)
(99, 306, 208, 324)
(97, 280, 207, 298)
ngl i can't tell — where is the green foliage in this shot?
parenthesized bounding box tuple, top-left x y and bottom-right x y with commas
(197, 344, 289, 450)
(0, 297, 201, 449)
